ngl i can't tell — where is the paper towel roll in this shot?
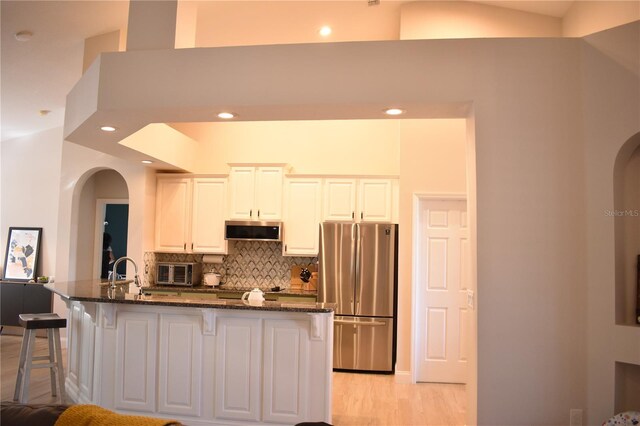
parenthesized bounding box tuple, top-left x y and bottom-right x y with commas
(202, 254, 224, 264)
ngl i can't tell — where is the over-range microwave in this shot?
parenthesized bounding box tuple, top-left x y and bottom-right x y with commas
(156, 262, 202, 286)
(224, 220, 282, 242)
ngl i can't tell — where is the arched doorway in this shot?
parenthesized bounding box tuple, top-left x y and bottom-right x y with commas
(74, 169, 129, 280)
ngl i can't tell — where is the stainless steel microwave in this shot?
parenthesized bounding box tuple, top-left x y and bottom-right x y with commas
(156, 262, 202, 286)
(224, 220, 282, 242)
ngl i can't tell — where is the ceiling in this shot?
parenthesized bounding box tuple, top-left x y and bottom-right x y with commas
(1, 0, 577, 142)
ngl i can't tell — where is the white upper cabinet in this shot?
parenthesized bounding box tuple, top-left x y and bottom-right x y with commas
(358, 179, 393, 222)
(283, 178, 322, 256)
(323, 178, 396, 223)
(229, 166, 283, 220)
(323, 179, 357, 221)
(155, 177, 192, 252)
(155, 176, 227, 253)
(191, 178, 228, 253)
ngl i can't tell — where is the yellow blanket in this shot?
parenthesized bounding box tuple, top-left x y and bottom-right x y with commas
(54, 404, 181, 426)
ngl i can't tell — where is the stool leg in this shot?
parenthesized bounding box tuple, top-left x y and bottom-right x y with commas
(13, 329, 30, 401)
(19, 329, 37, 403)
(47, 329, 57, 397)
(53, 328, 66, 404)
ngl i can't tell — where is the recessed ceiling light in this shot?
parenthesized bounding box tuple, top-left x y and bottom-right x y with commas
(141, 160, 153, 164)
(38, 109, 51, 116)
(15, 30, 33, 42)
(100, 126, 117, 132)
(319, 26, 332, 37)
(217, 112, 236, 119)
(384, 108, 405, 116)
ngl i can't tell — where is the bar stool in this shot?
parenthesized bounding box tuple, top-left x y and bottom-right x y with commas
(13, 313, 66, 404)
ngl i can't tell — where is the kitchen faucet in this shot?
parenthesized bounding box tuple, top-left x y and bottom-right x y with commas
(110, 256, 142, 291)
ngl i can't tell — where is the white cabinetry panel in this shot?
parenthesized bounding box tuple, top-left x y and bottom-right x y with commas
(115, 311, 157, 413)
(323, 178, 396, 223)
(263, 319, 310, 424)
(255, 167, 284, 220)
(79, 307, 96, 400)
(358, 179, 393, 222)
(214, 316, 261, 422)
(228, 167, 256, 220)
(323, 179, 357, 221)
(229, 166, 283, 220)
(155, 178, 192, 252)
(283, 178, 322, 256)
(192, 178, 227, 253)
(158, 314, 203, 416)
(67, 302, 82, 388)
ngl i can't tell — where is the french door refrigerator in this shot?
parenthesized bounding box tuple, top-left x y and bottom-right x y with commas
(318, 222, 398, 373)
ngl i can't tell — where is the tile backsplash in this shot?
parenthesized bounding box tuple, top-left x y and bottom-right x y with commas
(144, 241, 317, 290)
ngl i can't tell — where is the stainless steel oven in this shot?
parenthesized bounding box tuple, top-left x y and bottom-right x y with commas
(156, 262, 201, 286)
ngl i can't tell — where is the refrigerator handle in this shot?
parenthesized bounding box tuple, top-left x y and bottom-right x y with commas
(354, 223, 361, 311)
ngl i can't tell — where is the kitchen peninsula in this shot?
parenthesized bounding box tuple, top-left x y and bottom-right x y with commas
(45, 280, 334, 426)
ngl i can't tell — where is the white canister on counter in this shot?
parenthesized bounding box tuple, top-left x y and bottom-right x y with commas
(203, 272, 221, 286)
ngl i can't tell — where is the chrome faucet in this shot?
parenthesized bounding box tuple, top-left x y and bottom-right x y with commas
(110, 256, 142, 290)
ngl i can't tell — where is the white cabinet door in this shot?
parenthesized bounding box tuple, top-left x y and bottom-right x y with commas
(114, 311, 157, 413)
(283, 178, 322, 256)
(215, 316, 261, 422)
(323, 178, 357, 221)
(67, 302, 83, 390)
(78, 306, 96, 401)
(158, 314, 203, 417)
(191, 178, 227, 253)
(155, 178, 191, 252)
(229, 167, 256, 220)
(262, 318, 310, 424)
(358, 179, 393, 222)
(255, 167, 283, 220)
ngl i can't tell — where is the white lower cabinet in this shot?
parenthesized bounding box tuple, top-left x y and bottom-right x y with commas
(214, 316, 262, 422)
(158, 313, 203, 417)
(262, 318, 310, 424)
(65, 302, 333, 425)
(65, 301, 96, 403)
(114, 310, 157, 413)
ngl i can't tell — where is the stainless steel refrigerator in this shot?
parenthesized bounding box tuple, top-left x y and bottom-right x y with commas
(318, 222, 398, 373)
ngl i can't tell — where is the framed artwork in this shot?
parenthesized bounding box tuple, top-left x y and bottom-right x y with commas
(3, 227, 42, 281)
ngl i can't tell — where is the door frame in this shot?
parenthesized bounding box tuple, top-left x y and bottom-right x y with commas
(410, 193, 473, 384)
(93, 198, 128, 279)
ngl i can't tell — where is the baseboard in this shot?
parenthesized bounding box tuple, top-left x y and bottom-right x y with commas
(394, 370, 413, 384)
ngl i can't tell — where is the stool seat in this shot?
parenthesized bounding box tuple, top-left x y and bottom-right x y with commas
(18, 313, 66, 330)
(14, 313, 66, 404)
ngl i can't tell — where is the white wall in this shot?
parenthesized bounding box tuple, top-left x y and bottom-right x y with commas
(400, 1, 561, 40)
(397, 118, 468, 378)
(563, 1, 640, 37)
(184, 119, 401, 175)
(54, 141, 156, 320)
(0, 127, 63, 279)
(581, 24, 640, 424)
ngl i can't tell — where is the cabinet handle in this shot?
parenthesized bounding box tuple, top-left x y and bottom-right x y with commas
(183, 243, 186, 251)
(285, 244, 287, 252)
(257, 209, 260, 218)
(191, 243, 193, 250)
(361, 212, 363, 220)
(352, 212, 355, 219)
(250, 209, 252, 218)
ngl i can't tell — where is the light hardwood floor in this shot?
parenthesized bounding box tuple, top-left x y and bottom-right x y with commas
(1, 334, 466, 425)
(332, 371, 466, 426)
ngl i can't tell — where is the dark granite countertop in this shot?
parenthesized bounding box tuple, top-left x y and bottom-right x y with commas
(148, 284, 317, 297)
(44, 280, 333, 313)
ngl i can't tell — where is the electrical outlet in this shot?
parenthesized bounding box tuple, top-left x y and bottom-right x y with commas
(570, 409, 583, 426)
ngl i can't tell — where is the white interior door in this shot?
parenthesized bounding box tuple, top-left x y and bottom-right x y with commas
(416, 199, 469, 384)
